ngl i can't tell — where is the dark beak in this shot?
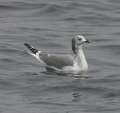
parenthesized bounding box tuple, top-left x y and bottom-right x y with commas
(85, 40, 90, 43)
(78, 40, 90, 46)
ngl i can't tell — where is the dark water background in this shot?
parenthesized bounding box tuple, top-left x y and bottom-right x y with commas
(0, 0, 120, 113)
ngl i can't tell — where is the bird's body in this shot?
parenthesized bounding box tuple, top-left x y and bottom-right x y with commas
(24, 35, 89, 75)
(40, 54, 73, 68)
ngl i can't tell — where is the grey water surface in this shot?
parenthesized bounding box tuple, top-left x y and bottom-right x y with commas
(0, 0, 120, 113)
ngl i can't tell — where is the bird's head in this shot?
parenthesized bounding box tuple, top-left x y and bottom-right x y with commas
(72, 35, 89, 54)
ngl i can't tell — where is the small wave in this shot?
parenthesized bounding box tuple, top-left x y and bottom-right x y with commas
(0, 4, 18, 10)
(0, 78, 19, 91)
(31, 101, 77, 107)
(76, 86, 107, 94)
(19, 71, 39, 76)
(93, 38, 113, 42)
(0, 58, 15, 63)
(0, 58, 24, 67)
(18, 27, 51, 32)
(99, 45, 120, 55)
(103, 90, 120, 98)
(109, 0, 120, 3)
(0, 48, 20, 54)
(35, 4, 68, 16)
(0, 2, 47, 10)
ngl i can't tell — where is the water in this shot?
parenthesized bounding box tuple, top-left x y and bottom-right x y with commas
(0, 0, 120, 113)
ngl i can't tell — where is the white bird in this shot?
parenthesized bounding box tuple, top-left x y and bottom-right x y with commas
(24, 35, 89, 74)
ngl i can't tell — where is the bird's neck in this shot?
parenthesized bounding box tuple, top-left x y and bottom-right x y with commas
(74, 46, 88, 71)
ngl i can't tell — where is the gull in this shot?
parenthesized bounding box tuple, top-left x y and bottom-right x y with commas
(24, 35, 89, 74)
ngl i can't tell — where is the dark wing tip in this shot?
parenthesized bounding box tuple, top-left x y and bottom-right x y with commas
(24, 43, 31, 48)
(24, 43, 38, 54)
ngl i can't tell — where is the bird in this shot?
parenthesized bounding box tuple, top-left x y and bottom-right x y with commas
(24, 35, 89, 75)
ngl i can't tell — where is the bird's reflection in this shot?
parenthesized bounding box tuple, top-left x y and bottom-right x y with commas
(72, 91, 81, 102)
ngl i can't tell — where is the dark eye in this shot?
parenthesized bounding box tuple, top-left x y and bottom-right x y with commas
(78, 38, 82, 41)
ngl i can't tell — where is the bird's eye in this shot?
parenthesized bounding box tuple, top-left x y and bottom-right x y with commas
(78, 38, 82, 41)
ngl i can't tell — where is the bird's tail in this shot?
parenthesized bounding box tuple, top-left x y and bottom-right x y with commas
(24, 43, 42, 62)
(24, 43, 39, 55)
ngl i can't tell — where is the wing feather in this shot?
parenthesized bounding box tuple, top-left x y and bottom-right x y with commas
(40, 53, 73, 69)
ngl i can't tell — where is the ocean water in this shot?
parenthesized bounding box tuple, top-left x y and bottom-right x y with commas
(0, 0, 120, 113)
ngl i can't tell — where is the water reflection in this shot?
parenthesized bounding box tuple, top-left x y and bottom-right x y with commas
(72, 91, 81, 102)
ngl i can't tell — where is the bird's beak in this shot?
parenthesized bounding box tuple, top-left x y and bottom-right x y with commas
(78, 39, 90, 46)
(85, 40, 90, 43)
